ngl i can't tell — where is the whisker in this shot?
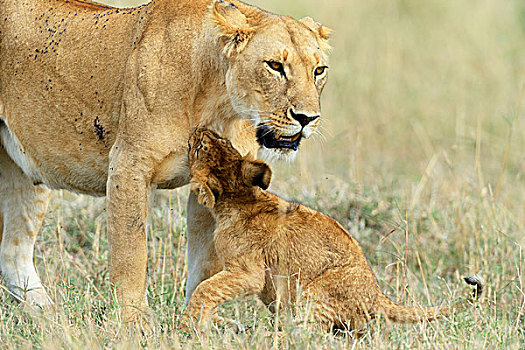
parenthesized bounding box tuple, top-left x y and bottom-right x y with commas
(315, 126, 328, 138)
(240, 123, 257, 133)
(317, 123, 332, 137)
(311, 131, 327, 143)
(261, 129, 274, 138)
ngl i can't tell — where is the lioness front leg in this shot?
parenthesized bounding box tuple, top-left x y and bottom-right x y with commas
(183, 262, 265, 331)
(185, 192, 222, 304)
(107, 142, 154, 330)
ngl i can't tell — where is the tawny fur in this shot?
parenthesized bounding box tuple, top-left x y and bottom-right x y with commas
(0, 0, 331, 326)
(184, 129, 483, 332)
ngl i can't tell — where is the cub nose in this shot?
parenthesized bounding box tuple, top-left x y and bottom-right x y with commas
(289, 109, 320, 127)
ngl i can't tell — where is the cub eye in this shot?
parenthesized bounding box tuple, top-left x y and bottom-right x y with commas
(314, 66, 327, 77)
(265, 61, 285, 76)
(194, 143, 209, 157)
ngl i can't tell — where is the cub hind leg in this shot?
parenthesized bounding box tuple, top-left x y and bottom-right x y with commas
(302, 264, 378, 335)
(0, 146, 52, 306)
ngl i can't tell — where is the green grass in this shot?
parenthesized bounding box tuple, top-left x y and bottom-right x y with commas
(1, 0, 525, 348)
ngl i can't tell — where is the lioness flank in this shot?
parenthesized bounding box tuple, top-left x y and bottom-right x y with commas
(184, 128, 483, 333)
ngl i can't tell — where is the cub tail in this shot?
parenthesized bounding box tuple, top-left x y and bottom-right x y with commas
(378, 275, 483, 324)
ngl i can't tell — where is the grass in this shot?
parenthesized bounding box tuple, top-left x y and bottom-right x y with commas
(1, 0, 525, 348)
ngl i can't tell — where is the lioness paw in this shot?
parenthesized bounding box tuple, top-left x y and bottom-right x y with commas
(123, 307, 157, 337)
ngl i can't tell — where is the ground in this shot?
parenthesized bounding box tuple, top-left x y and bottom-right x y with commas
(1, 0, 524, 348)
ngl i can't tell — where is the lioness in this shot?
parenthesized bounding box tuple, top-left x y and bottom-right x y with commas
(185, 128, 483, 333)
(0, 0, 331, 326)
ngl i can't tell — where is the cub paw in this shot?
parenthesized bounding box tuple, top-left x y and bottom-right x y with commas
(191, 182, 216, 208)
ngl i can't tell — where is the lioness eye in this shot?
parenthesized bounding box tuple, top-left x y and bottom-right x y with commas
(265, 61, 285, 76)
(314, 66, 327, 77)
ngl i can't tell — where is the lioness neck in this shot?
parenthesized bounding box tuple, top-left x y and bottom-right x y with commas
(189, 22, 238, 135)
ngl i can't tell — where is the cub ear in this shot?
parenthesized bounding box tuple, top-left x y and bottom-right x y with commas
(242, 160, 272, 190)
(190, 169, 223, 208)
(299, 16, 333, 53)
(211, 0, 258, 57)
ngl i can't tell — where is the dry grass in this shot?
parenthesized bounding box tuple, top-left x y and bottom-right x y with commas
(1, 0, 524, 348)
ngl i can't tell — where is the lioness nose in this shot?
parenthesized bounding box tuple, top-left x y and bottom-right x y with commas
(290, 109, 320, 127)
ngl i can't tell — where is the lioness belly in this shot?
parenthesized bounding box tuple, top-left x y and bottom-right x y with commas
(1, 117, 111, 195)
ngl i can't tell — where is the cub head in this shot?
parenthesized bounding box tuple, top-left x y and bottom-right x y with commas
(211, 0, 332, 161)
(188, 127, 272, 208)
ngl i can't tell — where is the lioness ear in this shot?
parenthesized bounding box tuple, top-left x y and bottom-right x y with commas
(299, 16, 333, 53)
(190, 169, 223, 208)
(242, 160, 272, 190)
(211, 0, 257, 57)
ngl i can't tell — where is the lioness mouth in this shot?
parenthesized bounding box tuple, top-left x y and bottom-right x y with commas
(256, 126, 302, 151)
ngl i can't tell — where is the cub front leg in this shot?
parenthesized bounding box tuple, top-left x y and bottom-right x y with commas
(183, 261, 265, 332)
(107, 142, 155, 331)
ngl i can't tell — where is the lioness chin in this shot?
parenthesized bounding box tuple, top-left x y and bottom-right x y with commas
(184, 128, 483, 334)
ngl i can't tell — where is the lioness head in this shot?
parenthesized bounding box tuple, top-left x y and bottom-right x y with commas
(188, 127, 272, 208)
(211, 0, 332, 161)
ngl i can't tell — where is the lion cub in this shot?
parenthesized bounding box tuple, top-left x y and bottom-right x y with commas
(184, 128, 482, 332)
